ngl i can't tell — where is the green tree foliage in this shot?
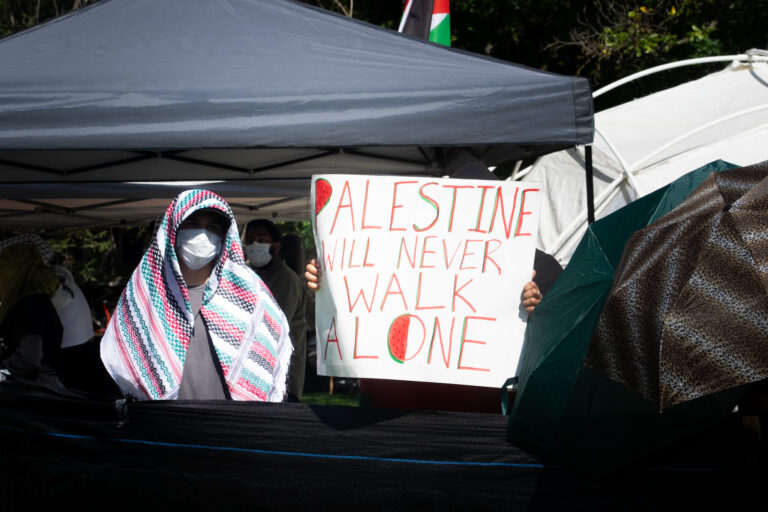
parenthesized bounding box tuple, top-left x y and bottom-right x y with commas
(545, 1, 768, 105)
(45, 229, 117, 285)
(553, 1, 719, 76)
(0, 0, 97, 38)
(40, 226, 149, 285)
(300, 0, 768, 106)
(0, 225, 150, 305)
(300, 0, 401, 29)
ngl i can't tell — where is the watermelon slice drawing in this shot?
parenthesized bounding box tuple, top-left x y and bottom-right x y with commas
(388, 314, 426, 363)
(387, 313, 427, 364)
(315, 178, 332, 216)
(388, 314, 410, 364)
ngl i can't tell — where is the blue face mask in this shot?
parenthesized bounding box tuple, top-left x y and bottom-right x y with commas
(246, 242, 272, 267)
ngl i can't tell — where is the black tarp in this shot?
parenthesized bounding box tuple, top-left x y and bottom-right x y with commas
(1, 382, 764, 510)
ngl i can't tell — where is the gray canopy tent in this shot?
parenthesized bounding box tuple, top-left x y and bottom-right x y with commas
(0, 0, 593, 227)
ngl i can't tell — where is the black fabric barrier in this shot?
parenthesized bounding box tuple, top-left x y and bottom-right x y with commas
(0, 381, 764, 510)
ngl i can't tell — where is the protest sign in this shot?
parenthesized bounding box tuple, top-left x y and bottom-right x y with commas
(312, 174, 541, 388)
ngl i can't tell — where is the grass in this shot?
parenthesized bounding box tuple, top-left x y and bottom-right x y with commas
(302, 391, 360, 407)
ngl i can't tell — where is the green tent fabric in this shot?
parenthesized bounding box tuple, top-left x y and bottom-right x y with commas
(507, 160, 747, 474)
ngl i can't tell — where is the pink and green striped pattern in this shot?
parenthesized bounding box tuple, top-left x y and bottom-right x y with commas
(100, 189, 292, 401)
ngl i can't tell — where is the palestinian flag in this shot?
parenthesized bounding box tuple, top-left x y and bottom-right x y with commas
(398, 0, 451, 47)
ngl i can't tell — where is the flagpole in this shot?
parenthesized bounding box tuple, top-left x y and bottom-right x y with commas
(398, 0, 413, 32)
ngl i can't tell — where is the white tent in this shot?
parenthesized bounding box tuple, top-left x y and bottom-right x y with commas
(520, 51, 768, 264)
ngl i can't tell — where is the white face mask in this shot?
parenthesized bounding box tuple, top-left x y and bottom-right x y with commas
(246, 242, 272, 267)
(176, 228, 222, 270)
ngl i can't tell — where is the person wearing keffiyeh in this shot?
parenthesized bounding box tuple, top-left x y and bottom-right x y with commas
(0, 234, 63, 384)
(0, 234, 94, 350)
(100, 190, 292, 401)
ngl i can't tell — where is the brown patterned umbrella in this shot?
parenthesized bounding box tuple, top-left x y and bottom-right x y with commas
(585, 161, 768, 410)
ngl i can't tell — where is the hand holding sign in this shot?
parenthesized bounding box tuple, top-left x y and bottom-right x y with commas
(521, 270, 541, 313)
(304, 258, 322, 291)
(311, 174, 542, 388)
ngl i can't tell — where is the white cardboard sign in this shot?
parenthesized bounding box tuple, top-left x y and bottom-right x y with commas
(312, 174, 541, 388)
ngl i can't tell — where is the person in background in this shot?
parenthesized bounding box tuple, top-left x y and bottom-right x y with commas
(0, 234, 111, 393)
(245, 219, 307, 402)
(100, 190, 292, 401)
(280, 233, 307, 277)
(0, 234, 93, 349)
(0, 235, 63, 386)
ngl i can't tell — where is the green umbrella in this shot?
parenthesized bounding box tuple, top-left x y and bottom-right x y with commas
(507, 160, 746, 474)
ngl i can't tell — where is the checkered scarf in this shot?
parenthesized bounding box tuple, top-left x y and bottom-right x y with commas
(0, 235, 59, 325)
(100, 190, 292, 401)
(0, 234, 55, 263)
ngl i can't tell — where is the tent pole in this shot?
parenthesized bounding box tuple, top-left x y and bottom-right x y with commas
(585, 145, 595, 224)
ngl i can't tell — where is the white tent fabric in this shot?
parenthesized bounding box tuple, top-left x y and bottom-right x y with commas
(521, 57, 768, 264)
(0, 179, 312, 228)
